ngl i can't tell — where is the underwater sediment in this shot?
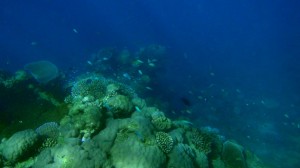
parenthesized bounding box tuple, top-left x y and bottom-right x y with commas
(0, 71, 267, 168)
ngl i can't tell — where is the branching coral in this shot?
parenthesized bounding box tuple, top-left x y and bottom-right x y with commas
(151, 115, 172, 131)
(71, 75, 107, 100)
(106, 82, 136, 99)
(38, 137, 58, 152)
(191, 129, 213, 155)
(155, 132, 174, 154)
(35, 122, 59, 138)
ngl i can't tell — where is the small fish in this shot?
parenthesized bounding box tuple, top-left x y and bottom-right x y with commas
(147, 59, 156, 67)
(145, 86, 153, 90)
(132, 59, 144, 67)
(148, 62, 156, 67)
(134, 131, 145, 142)
(135, 106, 141, 112)
(181, 97, 191, 106)
(31, 41, 37, 46)
(186, 110, 192, 114)
(73, 28, 78, 33)
(136, 59, 144, 64)
(138, 70, 143, 75)
(123, 73, 131, 80)
(81, 136, 90, 142)
(87, 61, 93, 65)
(208, 83, 215, 88)
(86, 79, 93, 84)
(180, 120, 193, 125)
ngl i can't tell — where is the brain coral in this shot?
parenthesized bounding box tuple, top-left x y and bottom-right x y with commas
(155, 132, 174, 154)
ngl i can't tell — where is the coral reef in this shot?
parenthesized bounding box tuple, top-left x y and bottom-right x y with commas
(0, 73, 268, 168)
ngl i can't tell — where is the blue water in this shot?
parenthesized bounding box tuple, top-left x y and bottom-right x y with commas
(1, 0, 300, 167)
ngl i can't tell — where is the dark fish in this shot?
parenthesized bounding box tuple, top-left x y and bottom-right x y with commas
(86, 79, 93, 84)
(180, 97, 191, 106)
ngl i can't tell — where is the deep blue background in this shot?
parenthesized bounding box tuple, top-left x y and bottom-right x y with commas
(1, 0, 300, 167)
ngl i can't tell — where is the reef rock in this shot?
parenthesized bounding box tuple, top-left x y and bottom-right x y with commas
(0, 129, 38, 163)
(167, 143, 196, 168)
(105, 95, 134, 118)
(110, 134, 165, 168)
(222, 140, 247, 168)
(33, 141, 107, 168)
